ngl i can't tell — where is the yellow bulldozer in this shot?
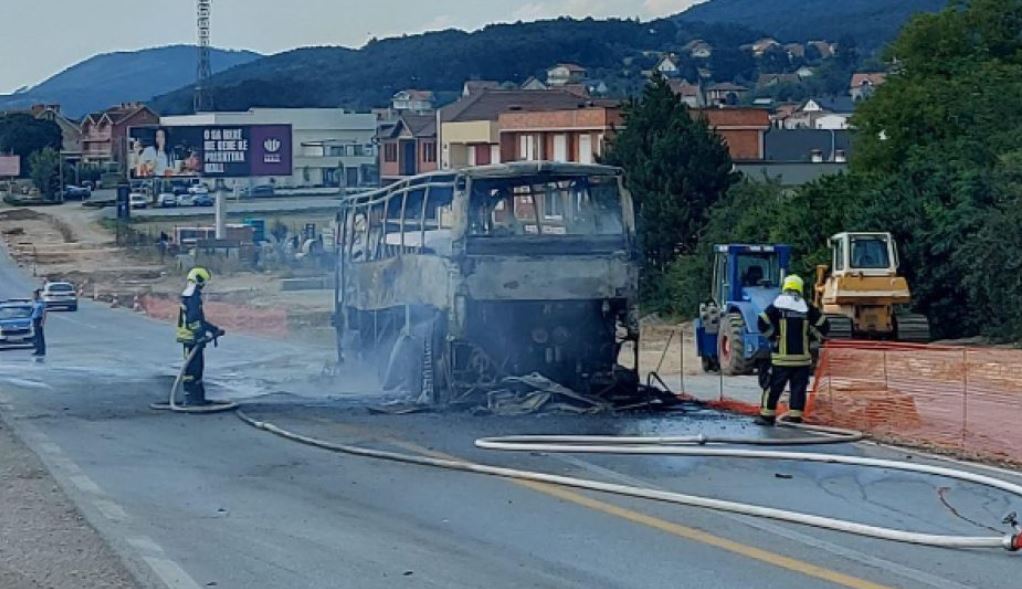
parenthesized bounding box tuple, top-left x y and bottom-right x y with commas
(813, 232, 930, 342)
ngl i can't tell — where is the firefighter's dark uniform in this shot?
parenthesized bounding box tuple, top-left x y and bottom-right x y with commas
(756, 293, 828, 423)
(176, 282, 222, 406)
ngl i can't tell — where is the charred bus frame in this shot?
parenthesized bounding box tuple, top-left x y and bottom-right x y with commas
(334, 162, 640, 403)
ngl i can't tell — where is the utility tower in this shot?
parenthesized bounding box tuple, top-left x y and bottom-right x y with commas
(194, 0, 213, 113)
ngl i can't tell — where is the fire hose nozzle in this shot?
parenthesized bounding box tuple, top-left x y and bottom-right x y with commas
(1010, 533, 1022, 552)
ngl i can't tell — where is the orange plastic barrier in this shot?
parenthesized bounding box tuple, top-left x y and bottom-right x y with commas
(139, 295, 289, 339)
(810, 341, 1022, 465)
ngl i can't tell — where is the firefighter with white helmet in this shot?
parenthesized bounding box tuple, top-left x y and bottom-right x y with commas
(755, 274, 829, 425)
(175, 267, 225, 406)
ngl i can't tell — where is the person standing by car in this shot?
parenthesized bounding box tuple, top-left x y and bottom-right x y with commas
(31, 289, 46, 357)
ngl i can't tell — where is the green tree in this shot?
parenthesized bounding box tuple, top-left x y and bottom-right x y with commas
(29, 148, 62, 200)
(0, 114, 62, 176)
(603, 75, 737, 307)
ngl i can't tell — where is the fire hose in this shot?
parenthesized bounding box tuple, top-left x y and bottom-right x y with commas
(151, 335, 238, 414)
(235, 410, 1022, 553)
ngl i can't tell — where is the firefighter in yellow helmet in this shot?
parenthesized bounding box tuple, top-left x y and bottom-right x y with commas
(755, 274, 829, 425)
(175, 267, 225, 406)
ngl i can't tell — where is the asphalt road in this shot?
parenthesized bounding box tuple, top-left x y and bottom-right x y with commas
(99, 197, 340, 220)
(0, 245, 1019, 588)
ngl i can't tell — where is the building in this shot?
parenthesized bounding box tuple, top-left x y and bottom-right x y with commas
(736, 128, 851, 185)
(684, 40, 713, 59)
(668, 79, 705, 108)
(808, 41, 835, 59)
(377, 113, 438, 184)
(463, 81, 501, 97)
(751, 37, 780, 56)
(80, 103, 159, 170)
(694, 107, 771, 161)
(392, 90, 436, 112)
(655, 54, 681, 77)
(784, 43, 806, 59)
(498, 105, 622, 165)
(521, 77, 548, 91)
(439, 89, 592, 169)
(850, 72, 888, 101)
(705, 82, 750, 106)
(546, 64, 587, 87)
(29, 105, 82, 163)
(161, 108, 378, 189)
(795, 66, 815, 79)
(782, 96, 855, 129)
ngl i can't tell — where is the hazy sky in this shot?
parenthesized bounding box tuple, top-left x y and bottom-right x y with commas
(0, 0, 706, 93)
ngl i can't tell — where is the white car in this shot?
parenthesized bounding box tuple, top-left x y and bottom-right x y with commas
(176, 193, 197, 207)
(129, 193, 148, 209)
(188, 184, 210, 196)
(157, 192, 178, 208)
(42, 281, 78, 311)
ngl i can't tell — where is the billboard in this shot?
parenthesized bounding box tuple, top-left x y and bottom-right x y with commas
(127, 125, 292, 179)
(0, 155, 20, 177)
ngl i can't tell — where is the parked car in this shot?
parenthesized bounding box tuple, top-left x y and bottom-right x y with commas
(157, 192, 178, 208)
(188, 184, 210, 196)
(193, 193, 215, 207)
(176, 193, 197, 207)
(241, 184, 275, 198)
(0, 301, 35, 347)
(62, 185, 92, 201)
(42, 281, 78, 311)
(129, 193, 148, 209)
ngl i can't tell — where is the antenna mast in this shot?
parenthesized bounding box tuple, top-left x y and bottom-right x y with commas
(194, 0, 213, 113)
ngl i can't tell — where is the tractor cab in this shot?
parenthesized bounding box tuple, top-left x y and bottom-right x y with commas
(829, 232, 900, 277)
(697, 244, 793, 375)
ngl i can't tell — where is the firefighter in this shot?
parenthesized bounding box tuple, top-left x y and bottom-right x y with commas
(175, 267, 225, 406)
(755, 274, 828, 425)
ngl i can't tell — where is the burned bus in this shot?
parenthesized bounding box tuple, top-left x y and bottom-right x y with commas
(334, 162, 640, 403)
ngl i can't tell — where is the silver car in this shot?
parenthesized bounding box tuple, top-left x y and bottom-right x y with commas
(42, 281, 78, 311)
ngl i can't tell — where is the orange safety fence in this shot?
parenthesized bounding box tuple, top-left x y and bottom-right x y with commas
(139, 295, 289, 339)
(809, 340, 1022, 466)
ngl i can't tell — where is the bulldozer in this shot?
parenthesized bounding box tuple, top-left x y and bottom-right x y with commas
(813, 232, 930, 342)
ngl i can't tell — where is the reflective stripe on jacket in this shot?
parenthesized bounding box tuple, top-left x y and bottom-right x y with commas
(757, 295, 829, 367)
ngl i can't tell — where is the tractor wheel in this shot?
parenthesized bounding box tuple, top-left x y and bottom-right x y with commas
(825, 315, 854, 340)
(718, 313, 753, 376)
(895, 313, 931, 343)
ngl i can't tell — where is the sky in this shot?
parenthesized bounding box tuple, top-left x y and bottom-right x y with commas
(0, 0, 706, 94)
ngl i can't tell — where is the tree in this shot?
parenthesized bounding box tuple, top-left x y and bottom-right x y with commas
(603, 75, 737, 307)
(758, 46, 793, 74)
(29, 148, 62, 200)
(0, 114, 62, 176)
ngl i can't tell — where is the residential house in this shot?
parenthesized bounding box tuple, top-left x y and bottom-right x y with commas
(521, 77, 548, 90)
(439, 89, 592, 169)
(378, 113, 438, 184)
(463, 81, 501, 97)
(29, 104, 82, 163)
(546, 64, 587, 87)
(80, 103, 159, 169)
(850, 72, 888, 101)
(807, 41, 835, 59)
(162, 108, 378, 188)
(736, 128, 851, 185)
(668, 79, 705, 108)
(697, 67, 713, 80)
(392, 90, 435, 112)
(693, 107, 771, 161)
(586, 79, 609, 96)
(705, 82, 750, 106)
(683, 40, 713, 59)
(751, 37, 780, 56)
(783, 43, 806, 59)
(783, 96, 855, 129)
(769, 103, 800, 128)
(795, 66, 815, 79)
(655, 54, 681, 78)
(498, 104, 622, 165)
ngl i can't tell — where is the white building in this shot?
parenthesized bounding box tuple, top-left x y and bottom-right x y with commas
(160, 108, 378, 189)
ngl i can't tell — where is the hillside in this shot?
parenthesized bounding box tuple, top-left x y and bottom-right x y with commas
(0, 45, 261, 118)
(676, 0, 947, 49)
(150, 18, 762, 114)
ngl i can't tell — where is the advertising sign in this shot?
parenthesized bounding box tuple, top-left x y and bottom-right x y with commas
(0, 155, 20, 177)
(127, 125, 292, 179)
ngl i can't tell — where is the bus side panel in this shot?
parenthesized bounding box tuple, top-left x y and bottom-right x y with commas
(345, 255, 455, 313)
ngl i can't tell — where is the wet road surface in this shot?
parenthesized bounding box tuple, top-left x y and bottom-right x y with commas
(0, 247, 1019, 588)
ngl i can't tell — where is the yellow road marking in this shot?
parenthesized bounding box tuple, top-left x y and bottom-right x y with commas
(382, 437, 893, 589)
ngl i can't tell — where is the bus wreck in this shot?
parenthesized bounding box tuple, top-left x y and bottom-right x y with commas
(334, 162, 640, 404)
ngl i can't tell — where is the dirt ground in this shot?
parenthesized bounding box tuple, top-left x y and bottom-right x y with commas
(0, 419, 138, 589)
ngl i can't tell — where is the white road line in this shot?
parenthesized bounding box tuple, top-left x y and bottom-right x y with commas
(143, 557, 204, 589)
(126, 536, 166, 555)
(555, 454, 970, 589)
(92, 498, 129, 522)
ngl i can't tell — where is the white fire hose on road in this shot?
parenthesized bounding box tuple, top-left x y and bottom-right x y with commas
(236, 411, 1022, 553)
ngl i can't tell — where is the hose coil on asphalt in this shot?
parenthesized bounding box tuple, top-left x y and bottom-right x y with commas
(235, 410, 1021, 553)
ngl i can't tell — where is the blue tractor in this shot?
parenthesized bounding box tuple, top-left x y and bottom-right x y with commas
(695, 244, 793, 375)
